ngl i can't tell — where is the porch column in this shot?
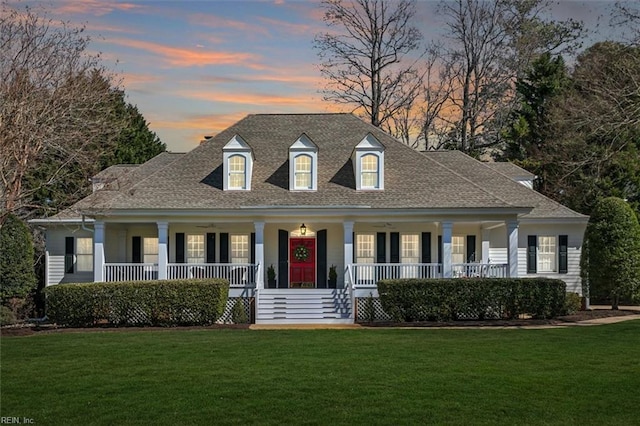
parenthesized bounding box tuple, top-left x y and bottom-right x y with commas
(506, 219, 519, 278)
(481, 228, 490, 263)
(157, 221, 168, 280)
(94, 221, 105, 282)
(442, 221, 453, 278)
(254, 221, 265, 289)
(343, 221, 354, 285)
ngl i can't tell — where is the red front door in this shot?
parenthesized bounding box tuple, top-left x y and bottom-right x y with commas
(289, 238, 315, 287)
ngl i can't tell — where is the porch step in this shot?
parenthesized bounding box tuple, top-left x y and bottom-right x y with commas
(256, 289, 352, 325)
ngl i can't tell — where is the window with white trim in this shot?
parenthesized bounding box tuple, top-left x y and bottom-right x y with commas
(228, 155, 246, 189)
(538, 236, 556, 272)
(294, 154, 312, 189)
(143, 237, 159, 264)
(187, 234, 205, 264)
(401, 234, 419, 263)
(76, 237, 93, 272)
(353, 134, 385, 190)
(452, 236, 465, 264)
(361, 154, 379, 188)
(356, 234, 375, 263)
(231, 235, 249, 264)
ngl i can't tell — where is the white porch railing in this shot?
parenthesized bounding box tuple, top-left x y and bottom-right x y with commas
(104, 263, 158, 282)
(350, 263, 443, 287)
(452, 263, 508, 278)
(167, 263, 257, 287)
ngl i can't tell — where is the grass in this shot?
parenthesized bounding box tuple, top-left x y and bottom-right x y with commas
(2, 321, 640, 425)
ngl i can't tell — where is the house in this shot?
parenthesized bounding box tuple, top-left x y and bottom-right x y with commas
(32, 113, 588, 324)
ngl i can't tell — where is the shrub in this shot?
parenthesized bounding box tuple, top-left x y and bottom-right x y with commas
(564, 292, 582, 315)
(231, 299, 248, 324)
(581, 197, 640, 308)
(45, 279, 229, 327)
(0, 214, 37, 303)
(377, 278, 567, 322)
(1, 305, 16, 326)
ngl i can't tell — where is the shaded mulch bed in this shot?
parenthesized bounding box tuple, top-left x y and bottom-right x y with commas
(0, 323, 250, 337)
(361, 309, 640, 328)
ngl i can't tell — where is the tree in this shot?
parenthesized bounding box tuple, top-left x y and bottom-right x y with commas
(0, 214, 37, 302)
(432, 0, 583, 154)
(314, 0, 423, 128)
(1, 3, 126, 223)
(538, 42, 640, 215)
(581, 197, 640, 309)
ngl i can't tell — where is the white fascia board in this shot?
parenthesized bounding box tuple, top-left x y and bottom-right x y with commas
(29, 217, 92, 225)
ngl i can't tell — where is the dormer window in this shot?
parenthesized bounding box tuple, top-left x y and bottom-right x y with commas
(223, 135, 253, 191)
(289, 134, 318, 191)
(353, 133, 385, 190)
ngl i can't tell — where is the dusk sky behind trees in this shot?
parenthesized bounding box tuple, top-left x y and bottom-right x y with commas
(7, 0, 623, 152)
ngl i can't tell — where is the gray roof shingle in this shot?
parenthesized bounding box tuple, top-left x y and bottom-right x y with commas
(56, 114, 585, 220)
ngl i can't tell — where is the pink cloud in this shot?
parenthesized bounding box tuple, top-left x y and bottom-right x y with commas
(107, 38, 260, 67)
(54, 0, 145, 16)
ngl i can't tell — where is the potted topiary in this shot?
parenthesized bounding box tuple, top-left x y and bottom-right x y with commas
(328, 264, 338, 288)
(267, 264, 276, 288)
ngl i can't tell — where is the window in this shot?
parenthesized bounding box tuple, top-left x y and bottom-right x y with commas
(538, 236, 556, 272)
(231, 235, 249, 264)
(361, 154, 379, 188)
(353, 134, 384, 190)
(223, 135, 253, 191)
(76, 237, 93, 272)
(294, 154, 312, 189)
(289, 134, 318, 191)
(356, 234, 375, 263)
(187, 234, 205, 264)
(228, 155, 246, 189)
(452, 236, 465, 264)
(401, 234, 419, 263)
(143, 237, 159, 264)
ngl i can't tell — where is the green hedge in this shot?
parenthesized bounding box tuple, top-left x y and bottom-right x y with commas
(44, 279, 229, 327)
(377, 278, 567, 322)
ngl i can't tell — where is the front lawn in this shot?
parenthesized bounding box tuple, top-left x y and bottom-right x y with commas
(2, 322, 639, 425)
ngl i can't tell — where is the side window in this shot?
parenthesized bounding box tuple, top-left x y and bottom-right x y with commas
(231, 235, 249, 264)
(187, 234, 205, 264)
(401, 234, 419, 263)
(451, 236, 465, 264)
(537, 236, 556, 272)
(143, 237, 159, 264)
(76, 237, 93, 272)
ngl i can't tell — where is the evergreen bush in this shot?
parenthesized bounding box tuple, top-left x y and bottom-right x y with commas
(581, 197, 640, 308)
(0, 214, 37, 303)
(45, 279, 229, 327)
(231, 299, 248, 324)
(377, 278, 567, 322)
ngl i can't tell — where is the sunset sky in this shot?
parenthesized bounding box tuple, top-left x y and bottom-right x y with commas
(9, 0, 621, 152)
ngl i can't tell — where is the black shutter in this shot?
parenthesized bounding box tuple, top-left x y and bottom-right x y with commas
(206, 233, 216, 263)
(352, 232, 355, 262)
(466, 235, 477, 263)
(559, 235, 568, 274)
(250, 233, 256, 264)
(421, 232, 432, 263)
(376, 232, 386, 263)
(390, 232, 400, 263)
(527, 235, 537, 273)
(438, 235, 443, 264)
(65, 237, 74, 273)
(317, 230, 327, 288)
(132, 236, 142, 263)
(175, 233, 185, 263)
(219, 233, 229, 263)
(278, 230, 288, 288)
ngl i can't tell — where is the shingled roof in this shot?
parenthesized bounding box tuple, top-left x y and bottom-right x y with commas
(56, 113, 585, 221)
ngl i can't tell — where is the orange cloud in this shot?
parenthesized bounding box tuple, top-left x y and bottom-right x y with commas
(107, 38, 260, 67)
(55, 0, 144, 16)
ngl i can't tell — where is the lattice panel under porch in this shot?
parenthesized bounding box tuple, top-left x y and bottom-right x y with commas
(355, 297, 392, 322)
(217, 297, 252, 324)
